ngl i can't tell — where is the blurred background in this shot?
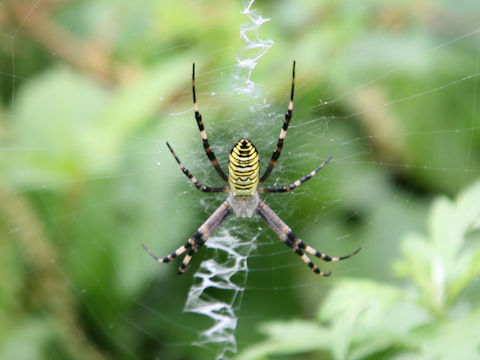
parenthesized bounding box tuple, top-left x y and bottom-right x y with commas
(1, 0, 480, 359)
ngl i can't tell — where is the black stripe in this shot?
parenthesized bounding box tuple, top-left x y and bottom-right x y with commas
(229, 163, 258, 170)
(231, 183, 256, 189)
(192, 63, 197, 103)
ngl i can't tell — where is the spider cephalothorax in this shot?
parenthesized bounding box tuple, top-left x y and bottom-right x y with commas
(143, 62, 360, 275)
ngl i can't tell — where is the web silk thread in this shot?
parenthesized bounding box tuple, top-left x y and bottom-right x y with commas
(233, 0, 274, 96)
(184, 232, 257, 359)
(184, 1, 272, 358)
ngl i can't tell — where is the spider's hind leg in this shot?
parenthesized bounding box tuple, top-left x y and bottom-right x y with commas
(291, 245, 332, 276)
(142, 237, 195, 264)
(142, 236, 202, 275)
(303, 244, 362, 262)
(256, 199, 360, 276)
(143, 200, 232, 274)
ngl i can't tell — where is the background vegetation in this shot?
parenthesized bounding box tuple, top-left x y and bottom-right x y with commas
(1, 0, 479, 359)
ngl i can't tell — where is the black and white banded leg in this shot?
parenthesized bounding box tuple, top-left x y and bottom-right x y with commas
(192, 63, 229, 183)
(143, 200, 233, 274)
(259, 156, 333, 194)
(166, 142, 228, 193)
(259, 61, 296, 185)
(256, 200, 360, 275)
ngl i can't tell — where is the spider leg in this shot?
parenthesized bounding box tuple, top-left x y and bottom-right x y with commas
(259, 61, 296, 185)
(259, 156, 332, 194)
(256, 200, 360, 275)
(304, 244, 361, 262)
(192, 63, 228, 183)
(143, 200, 232, 274)
(166, 142, 228, 193)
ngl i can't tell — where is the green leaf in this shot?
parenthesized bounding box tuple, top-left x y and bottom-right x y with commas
(393, 232, 445, 313)
(318, 279, 429, 360)
(234, 320, 331, 360)
(10, 67, 108, 185)
(407, 310, 480, 360)
(6, 56, 194, 187)
(395, 180, 480, 315)
(453, 180, 480, 236)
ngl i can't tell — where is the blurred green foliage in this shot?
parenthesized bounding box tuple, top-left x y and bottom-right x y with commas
(1, 0, 479, 359)
(237, 181, 480, 359)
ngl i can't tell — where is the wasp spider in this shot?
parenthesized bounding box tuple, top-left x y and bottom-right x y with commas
(143, 62, 361, 276)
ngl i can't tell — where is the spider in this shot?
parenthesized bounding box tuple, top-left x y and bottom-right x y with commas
(143, 62, 361, 276)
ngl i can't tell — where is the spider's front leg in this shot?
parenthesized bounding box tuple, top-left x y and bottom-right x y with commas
(256, 200, 360, 275)
(192, 63, 229, 183)
(143, 200, 232, 274)
(166, 142, 228, 193)
(259, 61, 296, 185)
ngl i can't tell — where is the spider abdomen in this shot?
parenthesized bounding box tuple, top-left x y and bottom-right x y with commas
(228, 139, 259, 197)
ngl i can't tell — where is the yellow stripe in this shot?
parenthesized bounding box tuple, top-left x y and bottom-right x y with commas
(230, 170, 258, 178)
(229, 181, 258, 189)
(229, 161, 259, 172)
(232, 146, 255, 156)
(228, 139, 260, 196)
(230, 151, 258, 162)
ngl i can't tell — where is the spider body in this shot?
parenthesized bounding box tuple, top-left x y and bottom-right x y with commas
(143, 62, 361, 275)
(227, 138, 261, 217)
(228, 138, 259, 198)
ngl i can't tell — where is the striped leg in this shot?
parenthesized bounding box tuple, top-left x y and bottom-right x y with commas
(259, 61, 296, 185)
(259, 156, 333, 194)
(166, 142, 228, 193)
(256, 200, 360, 275)
(143, 200, 233, 274)
(192, 63, 228, 183)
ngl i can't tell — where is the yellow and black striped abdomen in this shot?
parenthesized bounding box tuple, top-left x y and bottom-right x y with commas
(228, 139, 259, 197)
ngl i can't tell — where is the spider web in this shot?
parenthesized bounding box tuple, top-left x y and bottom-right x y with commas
(183, 3, 273, 358)
(1, 1, 480, 360)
